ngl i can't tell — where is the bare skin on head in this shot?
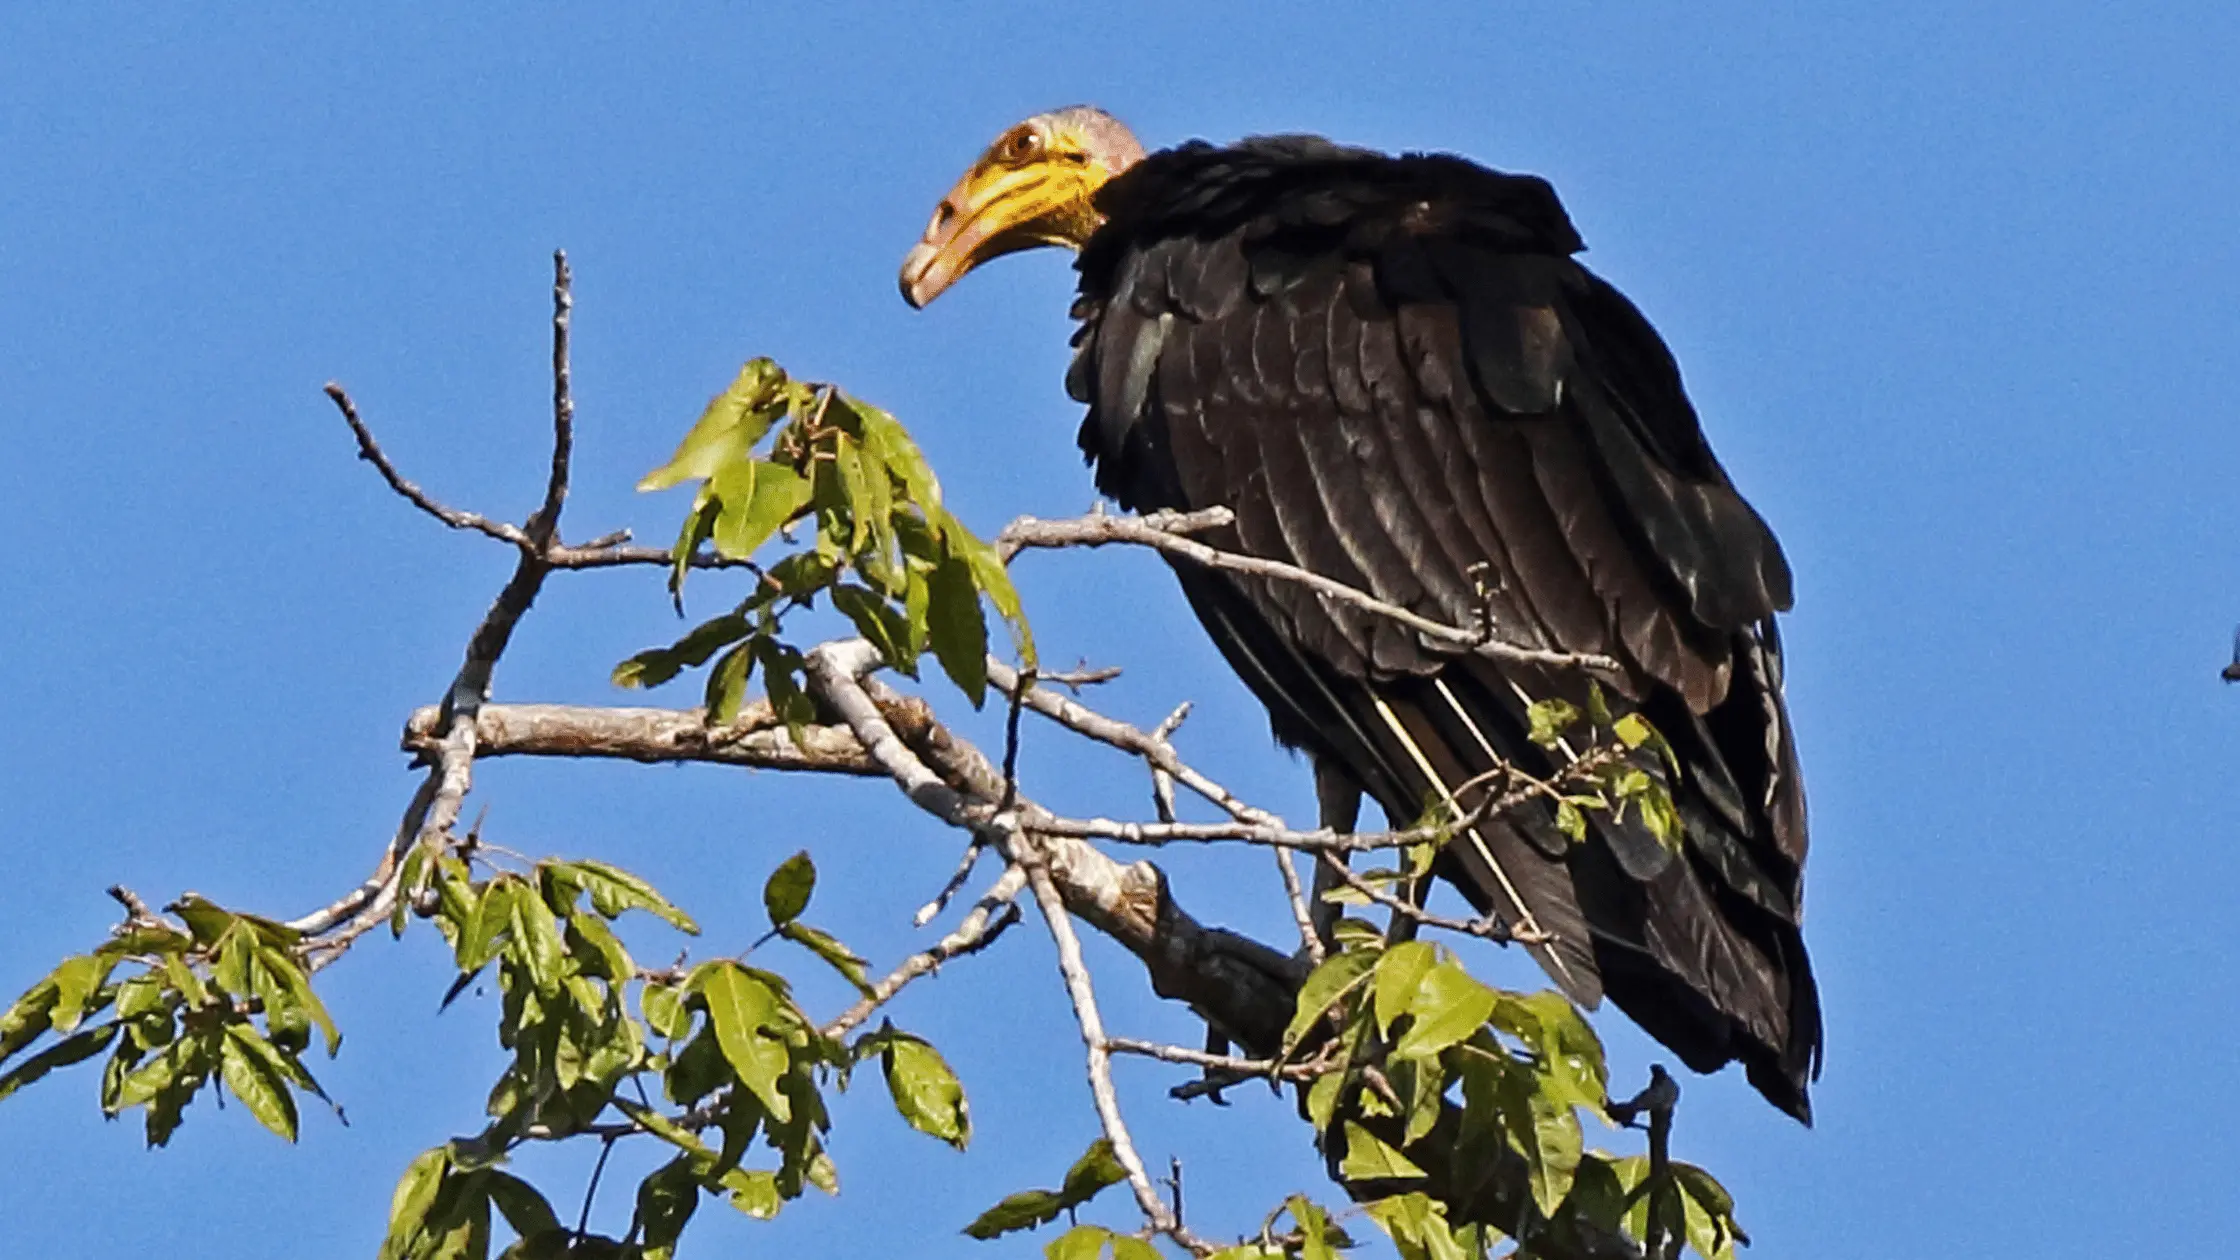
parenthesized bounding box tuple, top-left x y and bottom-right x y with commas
(899, 106, 1145, 309)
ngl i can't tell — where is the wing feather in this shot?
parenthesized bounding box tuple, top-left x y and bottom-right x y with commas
(1072, 137, 1821, 1120)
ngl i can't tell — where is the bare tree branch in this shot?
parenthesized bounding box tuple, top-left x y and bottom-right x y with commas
(295, 255, 584, 967)
(402, 701, 880, 777)
(527, 250, 573, 548)
(1102, 1035, 1326, 1084)
(1022, 849, 1209, 1254)
(323, 383, 534, 548)
(998, 509, 1626, 676)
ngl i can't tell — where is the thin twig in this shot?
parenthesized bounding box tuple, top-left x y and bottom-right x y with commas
(1274, 846, 1322, 964)
(1147, 701, 1190, 825)
(997, 509, 1624, 676)
(1021, 851, 1209, 1255)
(575, 1134, 616, 1241)
(912, 840, 989, 928)
(1102, 1036, 1325, 1083)
(297, 258, 585, 970)
(987, 658, 1281, 830)
(827, 866, 1027, 1040)
(1313, 851, 1543, 946)
(323, 384, 531, 548)
(999, 668, 1031, 817)
(529, 251, 573, 548)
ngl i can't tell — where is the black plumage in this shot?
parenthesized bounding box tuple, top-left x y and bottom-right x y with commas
(1065, 136, 1822, 1120)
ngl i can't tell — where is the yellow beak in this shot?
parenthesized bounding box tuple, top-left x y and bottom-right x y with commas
(899, 162, 1098, 308)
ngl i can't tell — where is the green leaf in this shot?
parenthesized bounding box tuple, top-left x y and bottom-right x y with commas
(1059, 1135, 1128, 1205)
(1495, 991, 1608, 1115)
(637, 359, 788, 492)
(614, 1096, 723, 1162)
(1391, 962, 1496, 1062)
(737, 640, 808, 753)
(717, 1165, 783, 1219)
(0, 1021, 119, 1102)
(509, 885, 569, 996)
(769, 923, 864, 995)
(1555, 799, 1588, 843)
(162, 952, 209, 1007)
(564, 860, 698, 933)
(634, 1158, 701, 1260)
(458, 877, 515, 974)
(1339, 1121, 1427, 1182)
(141, 1031, 215, 1147)
(495, 1232, 572, 1260)
(1288, 1194, 1338, 1260)
(962, 1189, 1066, 1240)
(951, 522, 1036, 665)
(422, 1172, 494, 1260)
(882, 1030, 969, 1149)
(832, 433, 876, 553)
(565, 912, 635, 986)
(1373, 941, 1437, 1035)
(1500, 1060, 1583, 1217)
(112, 1042, 177, 1109)
(114, 973, 167, 1021)
(0, 977, 61, 1065)
(1045, 1224, 1111, 1260)
(1672, 1162, 1745, 1259)
(1558, 1154, 1633, 1236)
(714, 462, 814, 561)
(392, 845, 431, 939)
(382, 1146, 453, 1260)
(698, 963, 789, 1119)
(663, 494, 720, 611)
(856, 401, 942, 511)
(609, 641, 676, 690)
(1305, 1070, 1345, 1132)
(50, 953, 119, 1035)
(830, 582, 918, 674)
(1110, 1238, 1161, 1260)
(1363, 1192, 1470, 1260)
(702, 641, 756, 724)
(664, 1026, 730, 1109)
(212, 925, 255, 997)
(642, 982, 690, 1041)
(484, 1171, 561, 1240)
(924, 547, 990, 706)
(172, 895, 237, 946)
(1526, 698, 1581, 749)
(762, 851, 815, 927)
(1613, 713, 1655, 748)
(1395, 1057, 1445, 1146)
(219, 1024, 299, 1142)
(1284, 947, 1379, 1053)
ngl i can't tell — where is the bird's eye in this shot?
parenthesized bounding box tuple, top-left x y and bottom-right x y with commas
(1003, 128, 1044, 163)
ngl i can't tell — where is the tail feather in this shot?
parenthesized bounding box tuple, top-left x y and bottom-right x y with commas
(1169, 561, 1818, 1120)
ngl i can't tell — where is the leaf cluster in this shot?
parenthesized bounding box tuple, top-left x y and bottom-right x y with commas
(1271, 928, 1743, 1260)
(1523, 691, 1685, 850)
(377, 847, 973, 1260)
(0, 896, 338, 1146)
(618, 358, 1034, 718)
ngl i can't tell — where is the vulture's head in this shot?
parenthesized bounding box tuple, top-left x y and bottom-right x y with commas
(899, 106, 1144, 308)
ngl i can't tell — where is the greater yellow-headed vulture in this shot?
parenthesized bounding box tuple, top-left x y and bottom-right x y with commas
(901, 107, 1821, 1121)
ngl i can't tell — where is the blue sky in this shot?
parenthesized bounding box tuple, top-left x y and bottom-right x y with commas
(3, 4, 2236, 1256)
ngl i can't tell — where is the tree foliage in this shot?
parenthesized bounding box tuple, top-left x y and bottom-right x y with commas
(4, 332, 1748, 1260)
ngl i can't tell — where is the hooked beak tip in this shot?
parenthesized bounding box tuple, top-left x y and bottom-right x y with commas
(899, 242, 947, 310)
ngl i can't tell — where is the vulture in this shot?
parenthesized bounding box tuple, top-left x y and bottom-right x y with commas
(899, 107, 1821, 1121)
